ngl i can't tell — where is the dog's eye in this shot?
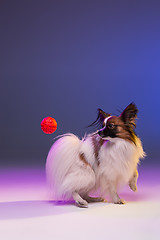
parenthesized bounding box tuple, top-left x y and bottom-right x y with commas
(108, 123, 115, 129)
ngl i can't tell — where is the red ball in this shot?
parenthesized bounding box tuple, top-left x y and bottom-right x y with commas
(41, 117, 57, 134)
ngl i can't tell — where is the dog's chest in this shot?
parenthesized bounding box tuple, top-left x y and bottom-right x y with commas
(98, 139, 137, 182)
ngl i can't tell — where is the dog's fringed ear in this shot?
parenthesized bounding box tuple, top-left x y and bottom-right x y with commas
(88, 108, 111, 128)
(120, 103, 138, 128)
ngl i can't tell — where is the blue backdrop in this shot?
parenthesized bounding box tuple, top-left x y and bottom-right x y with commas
(1, 0, 160, 165)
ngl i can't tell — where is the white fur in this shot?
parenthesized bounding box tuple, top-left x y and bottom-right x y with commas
(96, 136, 144, 197)
(46, 134, 96, 200)
(104, 116, 112, 125)
(46, 133, 145, 203)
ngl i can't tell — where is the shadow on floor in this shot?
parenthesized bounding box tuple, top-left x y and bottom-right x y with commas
(0, 200, 80, 220)
(0, 190, 149, 220)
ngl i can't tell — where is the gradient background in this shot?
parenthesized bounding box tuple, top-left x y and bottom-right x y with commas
(1, 0, 160, 167)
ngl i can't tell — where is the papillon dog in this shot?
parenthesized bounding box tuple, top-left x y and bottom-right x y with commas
(46, 103, 145, 207)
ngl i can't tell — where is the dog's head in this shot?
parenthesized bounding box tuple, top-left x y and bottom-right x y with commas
(91, 103, 138, 144)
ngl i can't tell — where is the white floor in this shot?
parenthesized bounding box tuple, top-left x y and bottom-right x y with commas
(0, 165, 160, 240)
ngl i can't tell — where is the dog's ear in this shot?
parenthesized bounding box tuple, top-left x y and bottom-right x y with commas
(120, 103, 138, 128)
(98, 109, 111, 122)
(88, 108, 111, 128)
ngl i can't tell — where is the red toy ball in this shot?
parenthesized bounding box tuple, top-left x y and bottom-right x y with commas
(41, 117, 57, 134)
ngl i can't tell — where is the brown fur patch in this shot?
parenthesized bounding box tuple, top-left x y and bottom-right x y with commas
(92, 136, 104, 165)
(79, 152, 91, 167)
(107, 117, 136, 143)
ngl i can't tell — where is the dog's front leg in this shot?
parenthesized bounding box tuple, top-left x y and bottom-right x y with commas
(129, 169, 138, 192)
(109, 182, 125, 204)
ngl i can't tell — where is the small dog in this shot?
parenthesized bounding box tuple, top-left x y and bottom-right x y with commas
(46, 103, 145, 207)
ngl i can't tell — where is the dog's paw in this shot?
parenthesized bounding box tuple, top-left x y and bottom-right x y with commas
(129, 183, 137, 192)
(114, 199, 126, 204)
(76, 199, 88, 208)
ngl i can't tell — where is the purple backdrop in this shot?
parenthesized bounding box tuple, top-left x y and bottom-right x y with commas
(1, 0, 160, 166)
